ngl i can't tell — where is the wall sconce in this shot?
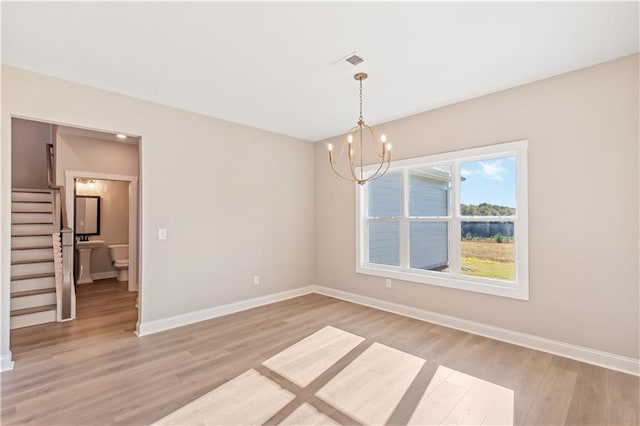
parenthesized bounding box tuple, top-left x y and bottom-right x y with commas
(76, 178, 97, 192)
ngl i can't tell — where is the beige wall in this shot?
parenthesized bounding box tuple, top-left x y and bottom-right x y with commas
(315, 54, 639, 359)
(1, 65, 316, 362)
(76, 179, 129, 277)
(56, 131, 139, 286)
(55, 132, 139, 183)
(11, 118, 52, 189)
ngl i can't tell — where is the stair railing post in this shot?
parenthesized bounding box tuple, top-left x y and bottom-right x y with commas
(52, 190, 61, 234)
(60, 228, 74, 320)
(46, 143, 75, 321)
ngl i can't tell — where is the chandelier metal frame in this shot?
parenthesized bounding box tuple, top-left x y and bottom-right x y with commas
(328, 72, 392, 185)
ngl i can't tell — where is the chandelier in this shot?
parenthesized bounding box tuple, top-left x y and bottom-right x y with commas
(328, 72, 392, 185)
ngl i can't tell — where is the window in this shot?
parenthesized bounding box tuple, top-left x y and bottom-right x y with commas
(356, 140, 528, 300)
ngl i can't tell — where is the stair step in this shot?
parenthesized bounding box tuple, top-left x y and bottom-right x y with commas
(10, 307, 57, 329)
(12, 235, 54, 248)
(12, 212, 54, 224)
(11, 291, 57, 311)
(11, 275, 56, 292)
(11, 288, 56, 298)
(12, 191, 52, 203)
(11, 245, 53, 251)
(11, 304, 57, 317)
(12, 261, 55, 278)
(11, 213, 53, 225)
(12, 202, 52, 213)
(12, 223, 54, 236)
(11, 248, 54, 263)
(12, 188, 52, 193)
(10, 272, 55, 281)
(11, 257, 55, 265)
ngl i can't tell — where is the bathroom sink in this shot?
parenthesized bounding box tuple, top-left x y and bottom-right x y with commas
(76, 240, 104, 284)
(76, 240, 104, 250)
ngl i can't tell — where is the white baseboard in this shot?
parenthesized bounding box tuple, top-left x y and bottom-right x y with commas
(1, 351, 14, 372)
(136, 286, 315, 337)
(91, 271, 118, 280)
(131, 283, 638, 376)
(314, 285, 640, 377)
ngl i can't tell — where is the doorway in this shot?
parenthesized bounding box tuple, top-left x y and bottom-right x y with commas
(66, 173, 139, 293)
(8, 118, 141, 357)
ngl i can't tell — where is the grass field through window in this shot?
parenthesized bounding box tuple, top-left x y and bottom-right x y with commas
(461, 240, 515, 281)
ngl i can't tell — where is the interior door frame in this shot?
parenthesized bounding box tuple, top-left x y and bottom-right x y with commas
(65, 171, 139, 295)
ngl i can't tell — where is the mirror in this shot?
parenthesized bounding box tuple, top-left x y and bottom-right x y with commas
(75, 196, 101, 238)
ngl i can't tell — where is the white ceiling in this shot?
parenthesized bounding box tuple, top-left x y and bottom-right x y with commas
(2, 2, 638, 142)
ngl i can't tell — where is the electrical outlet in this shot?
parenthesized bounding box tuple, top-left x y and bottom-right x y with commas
(385, 278, 392, 288)
(253, 275, 260, 286)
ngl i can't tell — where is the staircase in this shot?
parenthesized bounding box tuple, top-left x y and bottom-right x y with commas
(10, 189, 58, 329)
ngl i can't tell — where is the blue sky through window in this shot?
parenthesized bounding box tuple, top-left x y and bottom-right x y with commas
(460, 157, 516, 208)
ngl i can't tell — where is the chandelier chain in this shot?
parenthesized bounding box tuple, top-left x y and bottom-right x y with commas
(359, 78, 364, 124)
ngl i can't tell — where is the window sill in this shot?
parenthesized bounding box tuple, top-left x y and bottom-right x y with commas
(356, 264, 529, 300)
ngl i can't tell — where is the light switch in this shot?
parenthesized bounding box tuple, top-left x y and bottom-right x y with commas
(158, 228, 167, 240)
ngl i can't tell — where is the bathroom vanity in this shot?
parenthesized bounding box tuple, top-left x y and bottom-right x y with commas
(75, 195, 102, 283)
(76, 240, 104, 284)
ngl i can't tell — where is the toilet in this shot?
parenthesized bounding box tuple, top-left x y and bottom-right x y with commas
(108, 244, 129, 282)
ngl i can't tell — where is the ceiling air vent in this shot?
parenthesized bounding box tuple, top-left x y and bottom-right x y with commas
(345, 54, 364, 66)
(330, 52, 365, 72)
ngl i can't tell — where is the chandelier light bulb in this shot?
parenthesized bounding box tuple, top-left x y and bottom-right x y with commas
(328, 143, 333, 152)
(381, 134, 387, 143)
(386, 143, 392, 152)
(347, 134, 353, 144)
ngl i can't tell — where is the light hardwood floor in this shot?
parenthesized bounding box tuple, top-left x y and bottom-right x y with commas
(1, 281, 638, 425)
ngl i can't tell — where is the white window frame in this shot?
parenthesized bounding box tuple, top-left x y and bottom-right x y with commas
(356, 140, 529, 300)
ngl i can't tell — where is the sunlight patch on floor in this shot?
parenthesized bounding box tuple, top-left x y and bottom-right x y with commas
(280, 403, 339, 426)
(409, 365, 514, 425)
(316, 342, 425, 424)
(154, 326, 514, 425)
(263, 325, 364, 387)
(152, 369, 294, 425)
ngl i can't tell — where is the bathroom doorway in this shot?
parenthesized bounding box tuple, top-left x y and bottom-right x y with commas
(68, 173, 139, 293)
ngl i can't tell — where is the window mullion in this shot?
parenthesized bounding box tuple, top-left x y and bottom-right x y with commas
(460, 216, 515, 222)
(399, 168, 409, 270)
(450, 161, 461, 278)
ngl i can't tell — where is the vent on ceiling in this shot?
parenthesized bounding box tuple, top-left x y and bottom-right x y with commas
(345, 54, 364, 66)
(330, 52, 365, 72)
